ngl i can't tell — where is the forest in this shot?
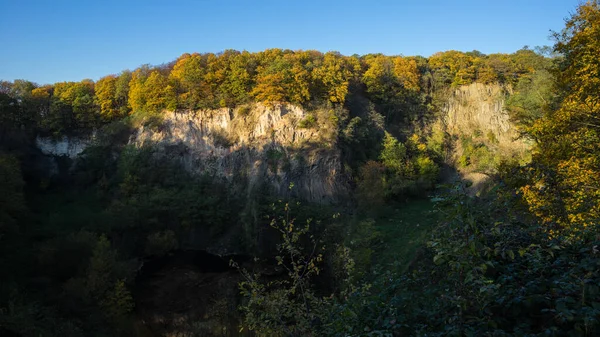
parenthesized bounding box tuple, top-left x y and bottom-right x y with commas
(1, 2, 600, 336)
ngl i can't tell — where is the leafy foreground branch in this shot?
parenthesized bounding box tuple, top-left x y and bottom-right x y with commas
(232, 196, 331, 336)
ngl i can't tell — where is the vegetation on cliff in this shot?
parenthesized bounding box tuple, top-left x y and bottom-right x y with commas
(2, 1, 600, 336)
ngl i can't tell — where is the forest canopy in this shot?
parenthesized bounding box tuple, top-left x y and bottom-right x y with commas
(1, 47, 550, 137)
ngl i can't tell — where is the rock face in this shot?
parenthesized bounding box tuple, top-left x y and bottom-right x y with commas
(443, 83, 513, 141)
(442, 82, 531, 155)
(36, 135, 91, 159)
(132, 103, 348, 203)
(32, 84, 529, 203)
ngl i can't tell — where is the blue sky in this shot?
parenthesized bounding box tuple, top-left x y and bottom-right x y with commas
(0, 0, 580, 85)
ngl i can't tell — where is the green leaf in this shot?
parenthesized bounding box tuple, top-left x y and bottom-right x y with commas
(507, 250, 515, 260)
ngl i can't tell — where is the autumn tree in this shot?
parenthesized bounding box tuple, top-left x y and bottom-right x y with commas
(40, 80, 98, 134)
(393, 56, 420, 92)
(129, 67, 176, 113)
(312, 52, 355, 103)
(95, 75, 118, 119)
(521, 1, 600, 239)
(128, 65, 151, 113)
(95, 71, 131, 120)
(428, 50, 476, 87)
(143, 71, 176, 112)
(30, 86, 53, 121)
(219, 50, 257, 107)
(252, 49, 291, 104)
(169, 53, 211, 109)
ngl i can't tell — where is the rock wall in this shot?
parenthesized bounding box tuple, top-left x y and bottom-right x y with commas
(442, 82, 531, 153)
(132, 103, 348, 203)
(36, 135, 91, 159)
(32, 84, 530, 202)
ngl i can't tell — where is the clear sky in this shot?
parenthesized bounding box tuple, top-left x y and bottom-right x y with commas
(0, 0, 581, 85)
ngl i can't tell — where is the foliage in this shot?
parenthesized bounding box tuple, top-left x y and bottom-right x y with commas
(356, 132, 440, 203)
(506, 68, 555, 132)
(521, 1, 600, 239)
(95, 71, 131, 121)
(234, 198, 327, 336)
(457, 135, 499, 173)
(0, 154, 25, 237)
(1, 5, 593, 336)
(324, 185, 600, 336)
(0, 46, 552, 140)
(298, 113, 317, 128)
(355, 160, 386, 210)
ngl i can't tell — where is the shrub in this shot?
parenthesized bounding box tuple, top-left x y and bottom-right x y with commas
(298, 113, 317, 128)
(237, 105, 252, 117)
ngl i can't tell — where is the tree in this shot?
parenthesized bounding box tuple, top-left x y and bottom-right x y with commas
(0, 91, 20, 132)
(143, 71, 176, 112)
(379, 131, 407, 174)
(129, 67, 176, 114)
(521, 1, 600, 239)
(362, 55, 399, 104)
(0, 154, 25, 237)
(169, 53, 211, 109)
(30, 86, 52, 122)
(49, 80, 98, 132)
(94, 71, 132, 120)
(313, 52, 354, 103)
(95, 75, 118, 120)
(220, 50, 257, 107)
(128, 65, 151, 113)
(506, 69, 555, 131)
(428, 51, 476, 87)
(393, 56, 420, 92)
(114, 71, 132, 116)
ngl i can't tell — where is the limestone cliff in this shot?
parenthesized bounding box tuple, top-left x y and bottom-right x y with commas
(36, 135, 91, 159)
(132, 103, 348, 203)
(32, 84, 529, 201)
(442, 83, 521, 146)
(439, 82, 532, 192)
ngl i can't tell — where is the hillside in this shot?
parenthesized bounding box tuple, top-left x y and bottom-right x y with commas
(2, 2, 600, 336)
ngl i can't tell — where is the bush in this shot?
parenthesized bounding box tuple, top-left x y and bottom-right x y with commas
(236, 105, 252, 117)
(298, 113, 317, 128)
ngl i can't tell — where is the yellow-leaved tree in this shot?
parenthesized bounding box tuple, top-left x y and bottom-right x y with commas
(521, 1, 600, 239)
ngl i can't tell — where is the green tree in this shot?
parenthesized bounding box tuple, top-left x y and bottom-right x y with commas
(49, 80, 98, 132)
(0, 154, 25, 237)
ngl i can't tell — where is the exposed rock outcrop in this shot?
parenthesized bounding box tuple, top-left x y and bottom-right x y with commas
(32, 84, 530, 202)
(132, 103, 348, 203)
(443, 83, 516, 143)
(36, 135, 92, 159)
(441, 82, 532, 170)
